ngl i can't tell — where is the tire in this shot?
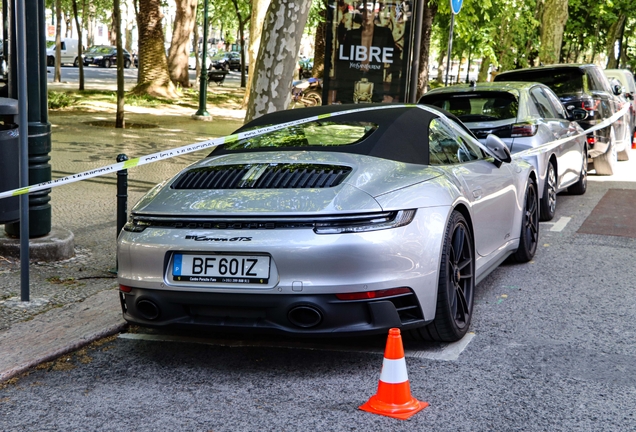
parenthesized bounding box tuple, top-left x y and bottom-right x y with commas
(47, 56, 54, 67)
(73, 57, 79, 67)
(302, 90, 322, 107)
(103, 59, 111, 68)
(618, 125, 631, 161)
(124, 59, 131, 69)
(410, 210, 475, 342)
(539, 161, 557, 221)
(594, 127, 617, 176)
(512, 178, 539, 263)
(223, 63, 229, 72)
(568, 152, 587, 195)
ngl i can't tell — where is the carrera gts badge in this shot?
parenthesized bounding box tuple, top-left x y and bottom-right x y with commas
(185, 235, 252, 242)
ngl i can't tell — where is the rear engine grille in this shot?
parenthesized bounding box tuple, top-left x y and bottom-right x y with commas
(172, 164, 352, 190)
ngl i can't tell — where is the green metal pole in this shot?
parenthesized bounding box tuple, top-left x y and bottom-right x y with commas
(195, 0, 210, 117)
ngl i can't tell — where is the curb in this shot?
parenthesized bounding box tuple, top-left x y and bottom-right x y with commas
(0, 289, 127, 382)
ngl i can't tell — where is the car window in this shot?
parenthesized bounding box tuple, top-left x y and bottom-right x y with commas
(421, 92, 518, 122)
(530, 87, 559, 118)
(543, 88, 567, 119)
(587, 68, 612, 93)
(61, 42, 66, 50)
(428, 118, 482, 165)
(224, 121, 378, 150)
(496, 69, 585, 96)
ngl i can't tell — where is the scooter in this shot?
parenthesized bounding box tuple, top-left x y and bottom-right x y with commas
(290, 77, 323, 108)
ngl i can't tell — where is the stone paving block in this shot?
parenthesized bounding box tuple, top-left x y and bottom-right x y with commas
(0, 289, 126, 382)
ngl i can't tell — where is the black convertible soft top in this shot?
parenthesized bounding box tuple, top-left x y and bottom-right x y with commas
(211, 103, 473, 166)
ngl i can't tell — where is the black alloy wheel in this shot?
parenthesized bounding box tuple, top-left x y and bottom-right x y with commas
(103, 58, 111, 68)
(411, 210, 475, 342)
(512, 178, 539, 263)
(539, 161, 557, 221)
(124, 59, 131, 69)
(73, 57, 79, 67)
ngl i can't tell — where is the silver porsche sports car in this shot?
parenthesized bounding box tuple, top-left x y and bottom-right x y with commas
(117, 104, 538, 342)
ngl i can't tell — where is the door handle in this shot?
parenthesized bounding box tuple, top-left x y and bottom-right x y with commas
(472, 187, 482, 199)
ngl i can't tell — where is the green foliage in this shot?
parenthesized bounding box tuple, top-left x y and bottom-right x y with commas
(48, 91, 79, 109)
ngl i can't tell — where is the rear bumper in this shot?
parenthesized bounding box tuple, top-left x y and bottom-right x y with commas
(119, 288, 429, 336)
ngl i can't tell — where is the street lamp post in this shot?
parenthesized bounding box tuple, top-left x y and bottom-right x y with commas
(194, 0, 210, 118)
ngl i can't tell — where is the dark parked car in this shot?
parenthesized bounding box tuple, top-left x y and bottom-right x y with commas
(419, 81, 588, 221)
(210, 51, 241, 71)
(84, 45, 133, 69)
(494, 64, 630, 175)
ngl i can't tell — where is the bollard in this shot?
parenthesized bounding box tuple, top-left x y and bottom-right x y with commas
(110, 154, 128, 275)
(116, 153, 129, 238)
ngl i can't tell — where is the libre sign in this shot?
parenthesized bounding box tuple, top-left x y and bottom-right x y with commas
(323, 1, 414, 105)
(451, 0, 463, 14)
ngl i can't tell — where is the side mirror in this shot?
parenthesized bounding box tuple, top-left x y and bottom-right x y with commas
(612, 84, 623, 96)
(569, 108, 588, 122)
(485, 134, 512, 167)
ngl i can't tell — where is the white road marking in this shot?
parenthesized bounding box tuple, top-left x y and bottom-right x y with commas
(549, 216, 572, 232)
(118, 331, 475, 361)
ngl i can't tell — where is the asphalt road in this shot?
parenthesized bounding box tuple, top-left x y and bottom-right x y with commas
(47, 65, 243, 88)
(2, 143, 636, 429)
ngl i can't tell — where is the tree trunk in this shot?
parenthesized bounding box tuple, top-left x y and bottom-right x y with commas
(435, 49, 445, 84)
(605, 13, 626, 69)
(242, 0, 270, 108)
(65, 13, 72, 38)
(110, 13, 117, 45)
(54, 0, 62, 82)
(416, 0, 437, 99)
(167, 0, 197, 88)
(72, 0, 85, 90)
(125, 2, 134, 53)
(87, 15, 94, 47)
(245, 0, 311, 122)
(193, 18, 200, 86)
(477, 54, 492, 82)
(114, 0, 125, 128)
(312, 3, 326, 79)
(132, 0, 178, 98)
(230, 0, 248, 88)
(538, 0, 568, 65)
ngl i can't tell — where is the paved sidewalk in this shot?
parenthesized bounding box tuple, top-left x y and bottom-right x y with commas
(0, 94, 246, 382)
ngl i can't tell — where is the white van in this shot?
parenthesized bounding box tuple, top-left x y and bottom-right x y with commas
(46, 38, 80, 67)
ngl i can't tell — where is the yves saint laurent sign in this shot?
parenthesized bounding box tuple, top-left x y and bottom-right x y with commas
(324, 0, 413, 104)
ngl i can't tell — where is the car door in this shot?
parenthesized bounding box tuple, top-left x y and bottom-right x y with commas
(529, 86, 582, 187)
(428, 117, 517, 257)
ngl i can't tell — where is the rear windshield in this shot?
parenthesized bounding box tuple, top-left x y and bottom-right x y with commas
(421, 92, 518, 122)
(222, 121, 378, 151)
(496, 69, 584, 96)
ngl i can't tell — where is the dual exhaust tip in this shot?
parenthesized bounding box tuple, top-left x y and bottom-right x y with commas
(135, 299, 323, 329)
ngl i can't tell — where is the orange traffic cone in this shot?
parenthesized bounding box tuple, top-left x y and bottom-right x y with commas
(359, 328, 429, 420)
(632, 131, 636, 149)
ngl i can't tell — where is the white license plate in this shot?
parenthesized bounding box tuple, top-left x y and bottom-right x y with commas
(172, 253, 270, 284)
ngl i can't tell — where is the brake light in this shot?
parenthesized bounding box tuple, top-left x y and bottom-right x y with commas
(119, 284, 132, 293)
(511, 122, 538, 137)
(582, 99, 600, 111)
(587, 136, 596, 146)
(336, 287, 411, 301)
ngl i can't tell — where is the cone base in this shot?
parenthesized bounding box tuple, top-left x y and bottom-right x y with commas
(359, 395, 429, 420)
